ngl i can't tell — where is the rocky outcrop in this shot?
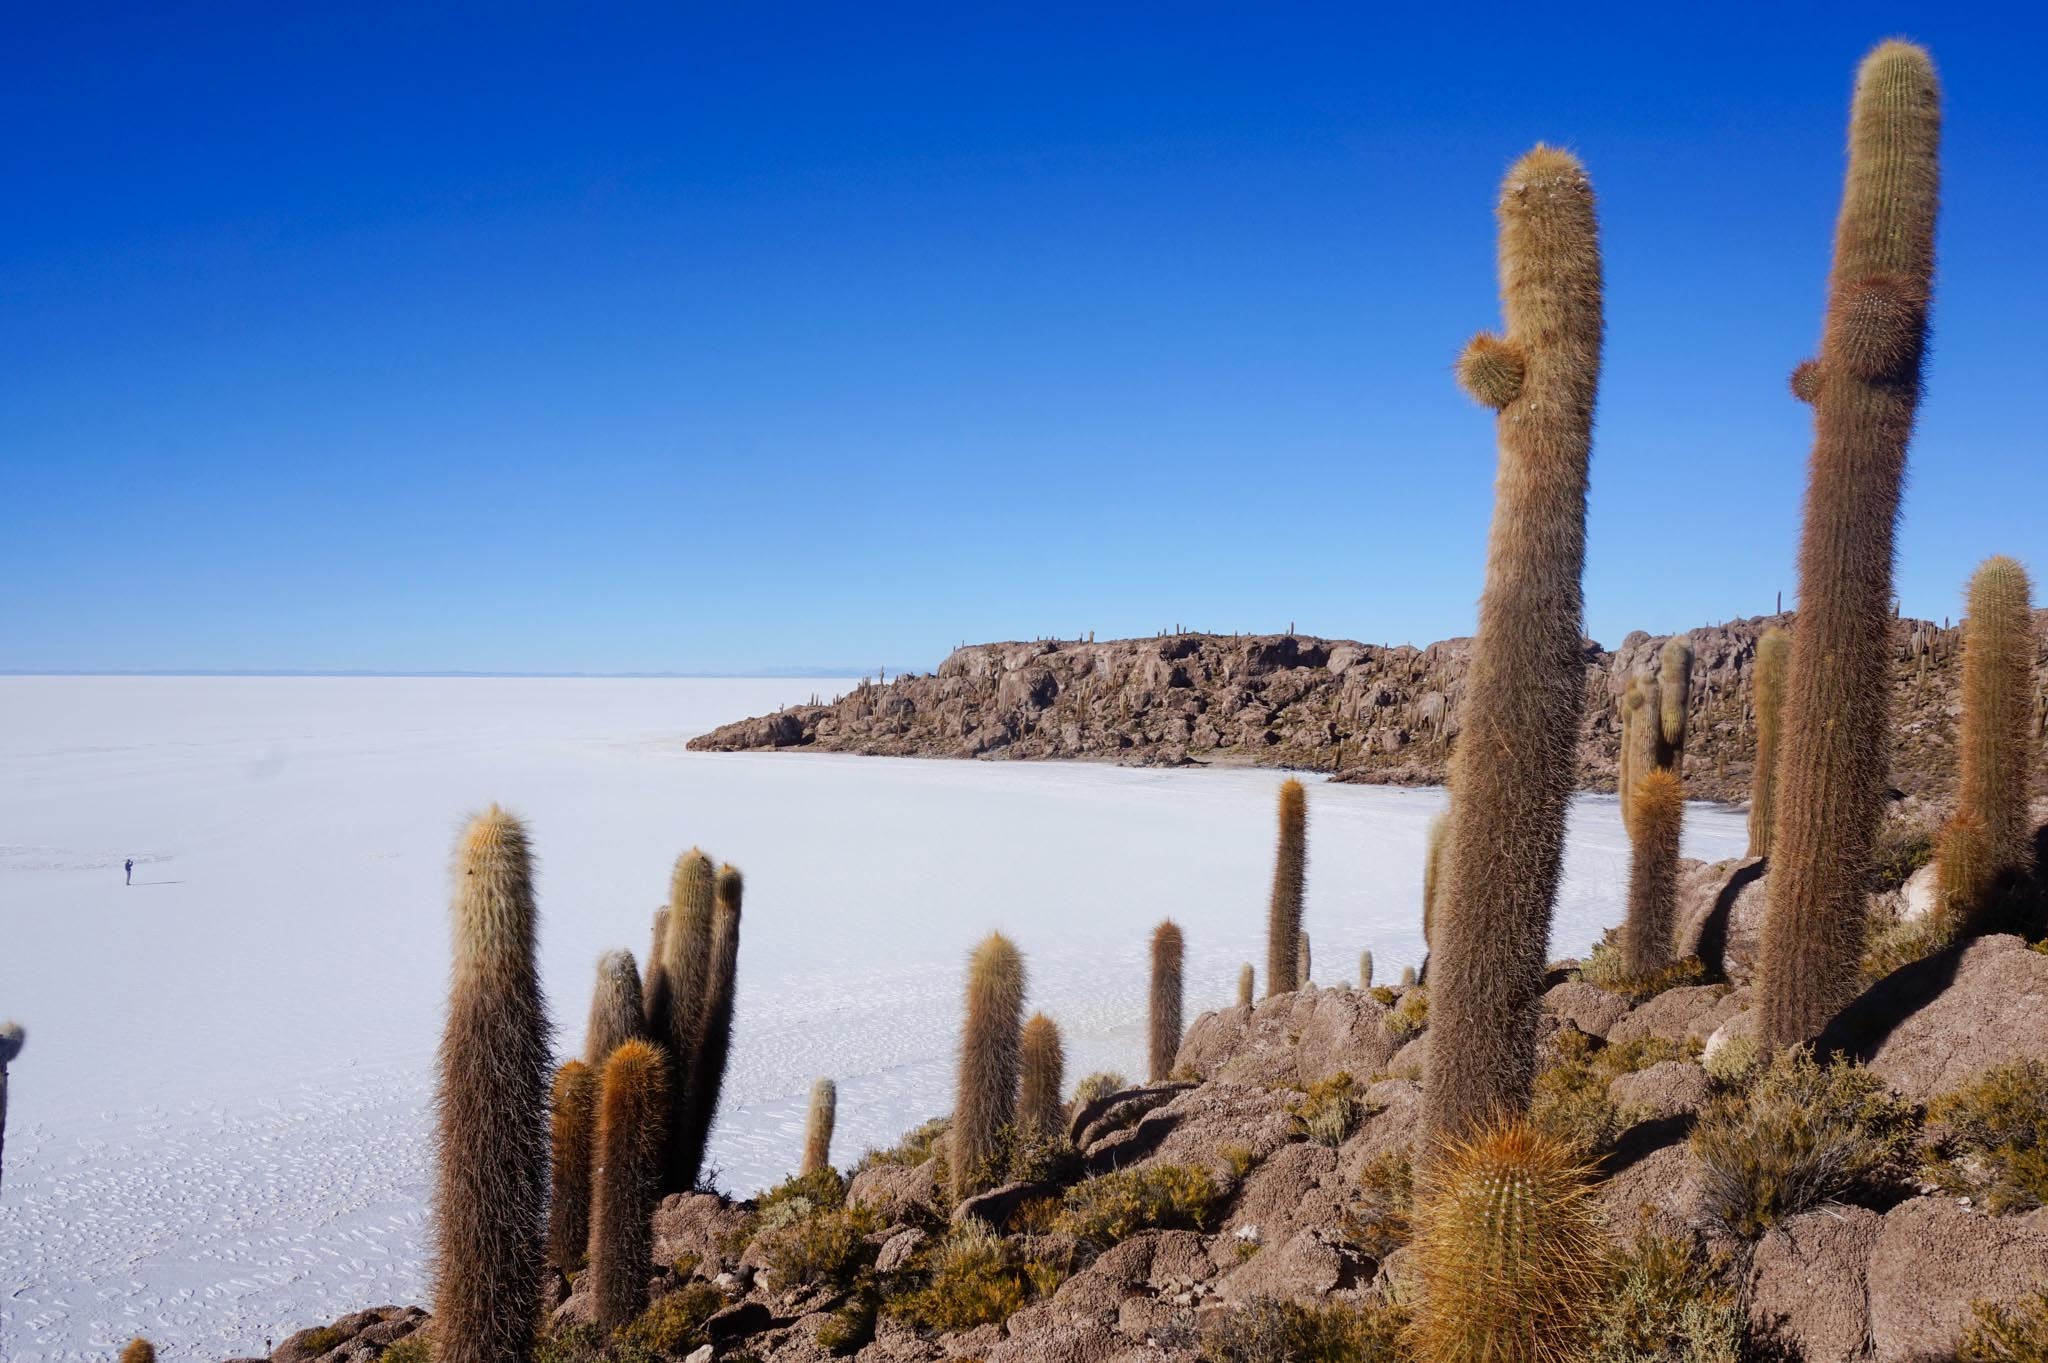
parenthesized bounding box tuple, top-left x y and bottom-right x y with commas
(689, 612, 2048, 804)
(1821, 933, 2048, 1102)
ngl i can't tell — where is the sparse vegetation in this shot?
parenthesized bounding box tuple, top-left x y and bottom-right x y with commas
(1290, 1072, 1369, 1147)
(1586, 1234, 1745, 1363)
(1579, 939, 1706, 1003)
(886, 1219, 1072, 1332)
(1924, 1059, 2048, 1212)
(619, 1282, 723, 1358)
(1529, 1028, 1684, 1151)
(1058, 1162, 1224, 1244)
(1385, 989, 1428, 1039)
(1201, 1295, 1409, 1363)
(1960, 1289, 2048, 1363)
(1340, 1150, 1413, 1259)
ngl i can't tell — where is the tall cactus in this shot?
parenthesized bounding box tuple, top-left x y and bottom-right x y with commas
(1937, 556, 2036, 934)
(1658, 635, 1693, 762)
(1236, 963, 1255, 1009)
(584, 949, 645, 1069)
(1150, 920, 1185, 1082)
(0, 1020, 21, 1196)
(1760, 41, 1941, 1051)
(434, 807, 551, 1363)
(1298, 930, 1313, 987)
(658, 850, 716, 1191)
(675, 863, 744, 1191)
(1410, 1120, 1609, 1363)
(1747, 627, 1791, 859)
(1019, 1013, 1065, 1139)
(588, 1039, 668, 1333)
(1422, 812, 1449, 959)
(952, 933, 1025, 1202)
(545, 1060, 597, 1272)
(1423, 146, 1604, 1145)
(1620, 769, 1685, 976)
(802, 1077, 837, 1176)
(1266, 779, 1308, 997)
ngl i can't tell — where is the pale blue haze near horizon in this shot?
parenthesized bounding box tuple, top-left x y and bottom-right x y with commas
(3, 5, 2044, 674)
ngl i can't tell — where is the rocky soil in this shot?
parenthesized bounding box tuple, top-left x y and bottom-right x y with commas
(689, 613, 2048, 804)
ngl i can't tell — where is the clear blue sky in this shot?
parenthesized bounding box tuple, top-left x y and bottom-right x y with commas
(4, 5, 2044, 674)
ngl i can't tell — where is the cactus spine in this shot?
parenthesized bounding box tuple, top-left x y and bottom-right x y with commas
(658, 850, 716, 1190)
(545, 1060, 597, 1272)
(584, 949, 645, 1069)
(0, 1020, 21, 1195)
(588, 1039, 669, 1333)
(1360, 949, 1375, 988)
(952, 933, 1025, 1202)
(1760, 42, 1941, 1051)
(1620, 769, 1685, 976)
(1149, 919, 1185, 1082)
(675, 863, 743, 1191)
(434, 807, 550, 1363)
(1424, 146, 1604, 1146)
(1236, 963, 1255, 1009)
(1937, 557, 2035, 932)
(1410, 1120, 1609, 1363)
(1747, 627, 1791, 858)
(1266, 778, 1307, 997)
(801, 1077, 838, 1176)
(1019, 1012, 1066, 1139)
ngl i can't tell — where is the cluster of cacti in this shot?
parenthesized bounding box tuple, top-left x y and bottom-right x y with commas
(1150, 920, 1184, 1081)
(953, 933, 1026, 1201)
(545, 1060, 597, 1271)
(1760, 40, 1941, 1051)
(1410, 1120, 1610, 1363)
(1019, 1013, 1065, 1138)
(1424, 144, 1604, 1146)
(802, 1077, 838, 1175)
(589, 1039, 669, 1331)
(1935, 556, 2036, 935)
(434, 807, 551, 1363)
(0, 1019, 21, 1195)
(1747, 627, 1791, 859)
(1266, 779, 1307, 996)
(1618, 637, 1691, 830)
(1619, 769, 1684, 975)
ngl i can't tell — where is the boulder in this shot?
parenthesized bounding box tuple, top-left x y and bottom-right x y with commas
(652, 1191, 756, 1274)
(1541, 979, 1630, 1039)
(1596, 1140, 1707, 1246)
(1216, 1227, 1372, 1304)
(1746, 1206, 1885, 1363)
(1608, 984, 1740, 1046)
(1867, 1198, 2048, 1362)
(846, 1160, 939, 1222)
(1608, 1060, 1711, 1123)
(1820, 934, 2048, 1102)
(1674, 856, 1768, 983)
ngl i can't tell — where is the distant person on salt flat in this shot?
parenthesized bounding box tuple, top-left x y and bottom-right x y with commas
(124, 857, 133, 886)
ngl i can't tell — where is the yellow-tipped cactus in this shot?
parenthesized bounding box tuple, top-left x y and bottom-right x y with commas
(545, 1060, 597, 1272)
(1236, 963, 1255, 1009)
(1150, 920, 1185, 1082)
(953, 933, 1025, 1202)
(658, 850, 716, 1190)
(1747, 627, 1791, 859)
(1761, 42, 1941, 1051)
(1620, 769, 1685, 976)
(584, 949, 645, 1070)
(589, 1039, 669, 1332)
(675, 863, 744, 1190)
(1410, 1121, 1610, 1363)
(1266, 779, 1308, 997)
(1936, 556, 2036, 935)
(434, 807, 551, 1363)
(802, 1077, 837, 1176)
(1019, 1012, 1066, 1139)
(1426, 145, 1604, 1145)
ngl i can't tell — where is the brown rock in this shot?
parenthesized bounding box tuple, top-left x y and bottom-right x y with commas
(984, 1320, 1122, 1363)
(1541, 978, 1630, 1039)
(1607, 984, 1739, 1046)
(1608, 1061, 1712, 1122)
(1675, 857, 1768, 983)
(846, 1160, 939, 1222)
(1821, 934, 2048, 1103)
(1596, 1141, 1707, 1246)
(1215, 1227, 1371, 1304)
(1746, 1206, 1885, 1363)
(1867, 1198, 2048, 1362)
(651, 1191, 756, 1274)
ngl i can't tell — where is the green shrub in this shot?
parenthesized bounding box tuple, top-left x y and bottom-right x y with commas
(1960, 1288, 2048, 1362)
(1070, 1071, 1128, 1110)
(986, 1121, 1082, 1186)
(1861, 906, 1946, 982)
(1384, 990, 1428, 1039)
(1290, 1073, 1368, 1147)
(1579, 939, 1707, 1003)
(1587, 1234, 1746, 1363)
(1339, 1151, 1413, 1259)
(755, 1166, 847, 1226)
(1925, 1060, 2048, 1212)
(757, 1203, 884, 1292)
(1369, 985, 1398, 1007)
(1869, 814, 1938, 894)
(378, 1335, 433, 1363)
(1219, 1142, 1258, 1183)
(1059, 1163, 1223, 1244)
(1701, 1031, 1760, 1088)
(886, 1220, 1072, 1332)
(1530, 1029, 1684, 1151)
(1199, 1295, 1409, 1363)
(1690, 1047, 1917, 1237)
(815, 1290, 878, 1355)
(853, 1116, 949, 1174)
(620, 1283, 723, 1357)
(533, 1323, 614, 1363)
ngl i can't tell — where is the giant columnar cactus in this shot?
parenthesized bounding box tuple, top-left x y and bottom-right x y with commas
(1937, 556, 2036, 934)
(802, 1077, 838, 1176)
(675, 863, 744, 1190)
(952, 933, 1025, 1202)
(1019, 1012, 1065, 1138)
(1149, 920, 1185, 1082)
(0, 1020, 21, 1196)
(1423, 146, 1604, 1146)
(1266, 779, 1307, 996)
(588, 1039, 668, 1332)
(1410, 1120, 1609, 1363)
(658, 850, 716, 1190)
(545, 1060, 597, 1272)
(1747, 627, 1791, 859)
(1620, 769, 1685, 976)
(1760, 42, 1941, 1051)
(1658, 636, 1694, 763)
(584, 949, 646, 1070)
(434, 807, 551, 1363)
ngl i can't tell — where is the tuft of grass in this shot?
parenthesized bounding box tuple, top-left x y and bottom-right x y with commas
(1578, 939, 1706, 1003)
(853, 1116, 949, 1174)
(1369, 985, 1399, 1007)
(815, 1289, 878, 1355)
(1701, 1030, 1760, 1088)
(1200, 1295, 1409, 1363)
(1925, 1060, 2048, 1212)
(1530, 1029, 1684, 1151)
(379, 1336, 433, 1363)
(1960, 1288, 2048, 1362)
(1586, 1234, 1746, 1363)
(619, 1282, 724, 1357)
(1290, 1072, 1369, 1147)
(754, 1200, 883, 1293)
(1861, 906, 1947, 982)
(1384, 989, 1429, 1039)
(886, 1219, 1072, 1332)
(1339, 1151, 1414, 1259)
(1689, 1047, 1917, 1237)
(1058, 1162, 1224, 1245)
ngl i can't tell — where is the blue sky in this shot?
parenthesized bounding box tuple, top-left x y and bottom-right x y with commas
(4, 5, 2044, 674)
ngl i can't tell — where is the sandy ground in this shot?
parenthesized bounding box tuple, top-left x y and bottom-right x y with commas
(0, 675, 1748, 1360)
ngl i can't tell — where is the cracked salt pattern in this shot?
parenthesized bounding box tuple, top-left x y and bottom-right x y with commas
(0, 676, 1748, 1360)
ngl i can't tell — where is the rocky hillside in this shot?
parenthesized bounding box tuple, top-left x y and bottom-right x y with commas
(689, 613, 2048, 805)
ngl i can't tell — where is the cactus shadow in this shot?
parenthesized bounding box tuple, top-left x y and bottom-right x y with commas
(1081, 1110, 1183, 1177)
(1694, 857, 1765, 983)
(1812, 941, 1967, 1064)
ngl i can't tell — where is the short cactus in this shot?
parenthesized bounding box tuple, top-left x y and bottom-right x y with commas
(1747, 627, 1791, 859)
(1266, 779, 1308, 996)
(1019, 1013, 1065, 1139)
(1937, 556, 2036, 935)
(434, 807, 551, 1363)
(1410, 1120, 1610, 1363)
(588, 1039, 669, 1332)
(1298, 930, 1312, 987)
(1360, 949, 1375, 988)
(675, 863, 744, 1191)
(1422, 812, 1449, 957)
(1236, 963, 1255, 1009)
(1620, 769, 1685, 976)
(953, 933, 1025, 1202)
(584, 949, 645, 1069)
(0, 1019, 22, 1195)
(545, 1060, 597, 1272)
(120, 1341, 156, 1363)
(1150, 920, 1185, 1082)
(1400, 965, 1418, 987)
(802, 1077, 838, 1176)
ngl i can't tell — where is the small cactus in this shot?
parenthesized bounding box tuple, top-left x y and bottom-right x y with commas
(434, 807, 551, 1363)
(545, 1060, 597, 1272)
(1019, 1013, 1066, 1139)
(0, 1019, 22, 1195)
(588, 1039, 669, 1332)
(1360, 949, 1375, 988)
(953, 933, 1026, 1202)
(802, 1077, 838, 1176)
(1620, 769, 1685, 976)
(1236, 963, 1255, 1009)
(1937, 556, 2036, 935)
(1422, 813, 1449, 957)
(1266, 779, 1308, 997)
(584, 949, 645, 1069)
(1747, 628, 1791, 859)
(675, 863, 744, 1191)
(1400, 965, 1418, 987)
(1150, 920, 1185, 1082)
(1410, 1120, 1609, 1363)
(1298, 930, 1312, 988)
(120, 1341, 156, 1363)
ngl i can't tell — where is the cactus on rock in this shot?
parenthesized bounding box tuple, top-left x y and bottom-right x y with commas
(657, 850, 716, 1191)
(1019, 1013, 1066, 1139)
(1360, 949, 1375, 989)
(1236, 963, 1255, 1009)
(1747, 628, 1791, 859)
(674, 863, 744, 1191)
(1266, 779, 1308, 997)
(588, 1039, 669, 1332)
(1620, 769, 1685, 976)
(1150, 920, 1185, 1081)
(802, 1077, 838, 1176)
(952, 933, 1025, 1202)
(1936, 556, 2036, 935)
